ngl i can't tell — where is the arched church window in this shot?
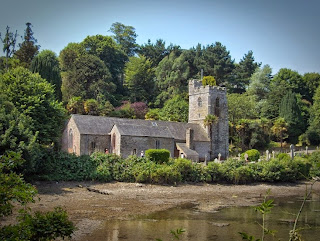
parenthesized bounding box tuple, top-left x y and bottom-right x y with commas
(68, 129, 73, 150)
(112, 133, 116, 153)
(215, 97, 220, 117)
(198, 97, 202, 107)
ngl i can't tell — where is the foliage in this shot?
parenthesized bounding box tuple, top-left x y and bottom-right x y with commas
(145, 149, 170, 164)
(0, 152, 75, 240)
(156, 228, 185, 241)
(271, 117, 288, 148)
(145, 108, 161, 120)
(227, 93, 258, 122)
(84, 99, 99, 115)
(109, 22, 138, 57)
(159, 95, 188, 122)
(66, 96, 84, 114)
(202, 75, 216, 86)
(306, 85, 320, 145)
(30, 50, 62, 100)
(14, 22, 40, 68)
(242, 149, 260, 162)
(124, 55, 155, 102)
(279, 91, 304, 143)
(139, 39, 170, 67)
(0, 67, 66, 146)
(247, 65, 272, 101)
(130, 102, 149, 119)
(0, 26, 18, 71)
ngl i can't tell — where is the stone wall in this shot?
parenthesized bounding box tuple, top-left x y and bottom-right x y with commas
(194, 141, 211, 161)
(61, 118, 81, 156)
(80, 134, 110, 155)
(120, 136, 175, 158)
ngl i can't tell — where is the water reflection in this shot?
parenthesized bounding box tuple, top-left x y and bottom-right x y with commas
(84, 196, 320, 241)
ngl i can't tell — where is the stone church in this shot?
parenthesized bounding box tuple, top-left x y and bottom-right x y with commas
(61, 79, 229, 161)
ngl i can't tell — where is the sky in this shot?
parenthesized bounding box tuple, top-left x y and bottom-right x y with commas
(0, 0, 319, 75)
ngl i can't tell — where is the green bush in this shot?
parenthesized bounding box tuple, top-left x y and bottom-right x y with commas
(241, 149, 260, 162)
(233, 165, 254, 184)
(277, 153, 290, 161)
(131, 160, 157, 183)
(151, 165, 181, 184)
(145, 149, 170, 164)
(309, 151, 320, 177)
(206, 162, 222, 182)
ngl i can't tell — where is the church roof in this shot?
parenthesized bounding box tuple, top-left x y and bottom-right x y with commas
(111, 124, 173, 138)
(70, 114, 209, 142)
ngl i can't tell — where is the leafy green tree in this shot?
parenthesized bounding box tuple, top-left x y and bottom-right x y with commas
(247, 65, 273, 101)
(231, 50, 260, 93)
(227, 93, 258, 123)
(66, 96, 84, 114)
(0, 152, 75, 240)
(202, 76, 216, 86)
(271, 117, 289, 148)
(303, 72, 320, 103)
(0, 67, 66, 147)
(109, 22, 138, 57)
(306, 86, 320, 144)
(155, 52, 190, 106)
(159, 95, 188, 122)
(138, 39, 169, 67)
(30, 50, 62, 100)
(80, 35, 127, 90)
(124, 55, 155, 102)
(84, 99, 99, 115)
(145, 108, 161, 120)
(14, 23, 40, 68)
(61, 54, 115, 103)
(279, 91, 304, 143)
(0, 26, 18, 71)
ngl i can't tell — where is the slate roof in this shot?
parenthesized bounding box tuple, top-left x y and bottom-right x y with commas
(176, 143, 199, 157)
(112, 124, 173, 138)
(71, 114, 209, 142)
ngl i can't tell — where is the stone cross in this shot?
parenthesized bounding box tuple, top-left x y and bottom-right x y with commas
(244, 153, 249, 162)
(218, 153, 221, 162)
(290, 144, 295, 160)
(306, 146, 308, 155)
(266, 150, 270, 161)
(272, 151, 275, 159)
(204, 154, 208, 166)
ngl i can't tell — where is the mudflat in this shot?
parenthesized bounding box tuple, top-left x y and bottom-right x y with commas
(12, 181, 320, 239)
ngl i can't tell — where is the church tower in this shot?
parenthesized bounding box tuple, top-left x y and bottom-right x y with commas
(188, 79, 229, 159)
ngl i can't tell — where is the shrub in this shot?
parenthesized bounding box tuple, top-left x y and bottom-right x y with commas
(145, 149, 170, 164)
(277, 153, 290, 161)
(242, 149, 260, 162)
(206, 162, 222, 182)
(131, 160, 157, 183)
(151, 165, 181, 184)
(233, 165, 254, 184)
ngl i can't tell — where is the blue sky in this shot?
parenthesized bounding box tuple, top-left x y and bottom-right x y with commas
(1, 0, 319, 75)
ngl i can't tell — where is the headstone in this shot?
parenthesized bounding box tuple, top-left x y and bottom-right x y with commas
(266, 150, 270, 161)
(306, 146, 308, 155)
(214, 158, 219, 163)
(181, 153, 184, 158)
(218, 153, 222, 162)
(244, 153, 249, 162)
(272, 151, 275, 159)
(204, 154, 208, 166)
(238, 153, 241, 160)
(290, 144, 295, 159)
(258, 159, 261, 162)
(317, 146, 319, 150)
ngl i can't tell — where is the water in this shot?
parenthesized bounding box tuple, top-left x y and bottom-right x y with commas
(84, 194, 320, 241)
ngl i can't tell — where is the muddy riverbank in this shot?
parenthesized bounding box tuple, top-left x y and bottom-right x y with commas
(11, 181, 320, 240)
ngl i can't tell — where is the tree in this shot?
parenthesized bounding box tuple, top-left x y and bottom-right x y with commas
(14, 22, 40, 68)
(109, 22, 138, 57)
(159, 95, 189, 122)
(247, 65, 273, 101)
(0, 26, 18, 70)
(191, 42, 235, 86)
(124, 55, 155, 102)
(138, 39, 169, 67)
(84, 99, 99, 115)
(155, 52, 190, 106)
(80, 35, 127, 90)
(204, 114, 218, 143)
(306, 85, 320, 144)
(227, 93, 258, 123)
(279, 91, 304, 143)
(61, 54, 115, 103)
(271, 117, 289, 148)
(30, 50, 62, 100)
(303, 72, 320, 103)
(202, 76, 216, 86)
(66, 96, 84, 114)
(0, 152, 75, 240)
(231, 50, 260, 93)
(0, 67, 66, 147)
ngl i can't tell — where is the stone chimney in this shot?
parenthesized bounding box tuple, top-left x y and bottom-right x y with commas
(186, 128, 194, 149)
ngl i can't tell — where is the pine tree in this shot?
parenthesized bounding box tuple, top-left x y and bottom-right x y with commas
(279, 91, 304, 143)
(14, 22, 40, 68)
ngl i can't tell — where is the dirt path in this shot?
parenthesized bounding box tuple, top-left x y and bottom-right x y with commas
(13, 181, 320, 239)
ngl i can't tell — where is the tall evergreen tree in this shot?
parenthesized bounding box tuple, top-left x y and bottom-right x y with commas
(30, 50, 62, 101)
(0, 26, 18, 70)
(138, 39, 169, 67)
(14, 23, 40, 68)
(279, 91, 304, 143)
(231, 50, 261, 93)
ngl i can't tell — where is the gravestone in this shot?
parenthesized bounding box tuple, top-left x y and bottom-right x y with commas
(266, 150, 270, 161)
(290, 144, 295, 160)
(272, 151, 275, 159)
(218, 153, 221, 162)
(306, 146, 308, 155)
(244, 153, 249, 162)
